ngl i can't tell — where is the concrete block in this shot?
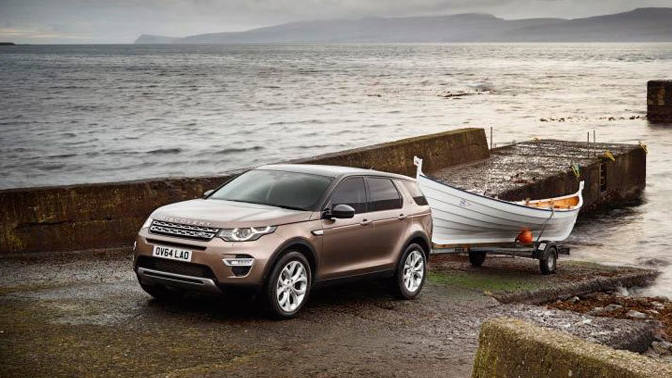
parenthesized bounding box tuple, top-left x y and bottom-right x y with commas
(648, 80, 672, 123)
(472, 318, 672, 378)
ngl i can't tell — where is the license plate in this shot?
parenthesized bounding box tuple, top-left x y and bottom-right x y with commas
(152, 245, 192, 262)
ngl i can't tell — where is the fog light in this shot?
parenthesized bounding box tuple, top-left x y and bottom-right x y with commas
(223, 258, 254, 267)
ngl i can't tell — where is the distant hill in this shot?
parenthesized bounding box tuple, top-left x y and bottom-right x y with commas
(135, 8, 672, 44)
(134, 34, 180, 44)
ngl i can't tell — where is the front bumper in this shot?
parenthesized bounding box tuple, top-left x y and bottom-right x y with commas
(137, 267, 222, 294)
(134, 228, 278, 288)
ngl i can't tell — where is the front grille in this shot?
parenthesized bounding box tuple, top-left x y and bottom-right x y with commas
(137, 256, 215, 279)
(149, 220, 220, 241)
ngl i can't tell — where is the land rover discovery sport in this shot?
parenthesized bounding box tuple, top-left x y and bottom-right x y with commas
(134, 164, 432, 318)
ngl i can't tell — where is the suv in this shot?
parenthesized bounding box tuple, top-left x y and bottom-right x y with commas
(134, 164, 432, 318)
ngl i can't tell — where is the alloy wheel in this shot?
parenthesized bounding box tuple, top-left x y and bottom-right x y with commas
(402, 250, 424, 293)
(276, 260, 308, 312)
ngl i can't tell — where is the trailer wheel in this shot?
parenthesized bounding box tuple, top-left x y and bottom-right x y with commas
(468, 251, 486, 267)
(539, 245, 558, 275)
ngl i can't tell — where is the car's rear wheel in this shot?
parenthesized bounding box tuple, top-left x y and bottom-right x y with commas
(393, 243, 427, 299)
(265, 251, 312, 319)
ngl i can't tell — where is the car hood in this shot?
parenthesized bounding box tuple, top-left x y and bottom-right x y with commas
(151, 199, 315, 228)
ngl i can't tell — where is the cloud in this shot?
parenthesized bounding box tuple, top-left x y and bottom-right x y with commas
(0, 26, 91, 43)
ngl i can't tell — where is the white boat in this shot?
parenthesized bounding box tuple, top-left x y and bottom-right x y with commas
(413, 157, 584, 246)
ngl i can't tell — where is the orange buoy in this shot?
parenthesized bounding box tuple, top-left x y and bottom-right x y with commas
(517, 229, 534, 245)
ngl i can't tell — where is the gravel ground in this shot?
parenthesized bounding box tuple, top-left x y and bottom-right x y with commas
(0, 251, 662, 377)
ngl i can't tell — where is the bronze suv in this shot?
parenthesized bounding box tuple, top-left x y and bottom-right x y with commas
(134, 164, 432, 318)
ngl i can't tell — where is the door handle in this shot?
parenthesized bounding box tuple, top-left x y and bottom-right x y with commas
(398, 213, 407, 220)
(360, 219, 371, 226)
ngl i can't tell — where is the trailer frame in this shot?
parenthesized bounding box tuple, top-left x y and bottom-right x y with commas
(431, 241, 571, 275)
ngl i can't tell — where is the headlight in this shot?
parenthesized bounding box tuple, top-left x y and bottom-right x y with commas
(218, 226, 277, 242)
(142, 217, 153, 229)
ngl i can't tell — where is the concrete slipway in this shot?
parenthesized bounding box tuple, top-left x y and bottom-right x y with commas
(0, 251, 659, 377)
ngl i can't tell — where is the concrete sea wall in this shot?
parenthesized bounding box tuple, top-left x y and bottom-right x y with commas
(430, 139, 647, 214)
(494, 141, 647, 212)
(0, 128, 488, 254)
(291, 127, 490, 177)
(0, 127, 647, 255)
(472, 318, 672, 378)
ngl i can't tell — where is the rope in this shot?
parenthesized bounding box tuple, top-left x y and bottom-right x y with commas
(571, 164, 580, 180)
(536, 206, 555, 243)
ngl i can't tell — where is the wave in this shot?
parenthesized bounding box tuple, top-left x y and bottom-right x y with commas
(147, 148, 183, 154)
(215, 146, 264, 155)
(48, 153, 77, 159)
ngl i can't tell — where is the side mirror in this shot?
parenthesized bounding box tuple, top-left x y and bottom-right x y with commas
(330, 204, 355, 219)
(203, 189, 214, 198)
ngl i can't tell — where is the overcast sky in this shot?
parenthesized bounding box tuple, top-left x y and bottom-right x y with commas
(1, 0, 670, 43)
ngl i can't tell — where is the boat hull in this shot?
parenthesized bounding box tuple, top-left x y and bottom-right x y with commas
(415, 165, 583, 246)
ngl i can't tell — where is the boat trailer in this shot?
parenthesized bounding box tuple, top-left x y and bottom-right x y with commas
(431, 241, 571, 275)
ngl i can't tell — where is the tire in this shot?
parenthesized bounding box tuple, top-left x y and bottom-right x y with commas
(392, 243, 427, 299)
(468, 251, 487, 267)
(539, 245, 558, 275)
(265, 251, 312, 319)
(139, 282, 182, 301)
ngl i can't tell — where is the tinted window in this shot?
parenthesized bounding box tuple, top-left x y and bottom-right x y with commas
(401, 180, 428, 206)
(210, 169, 333, 211)
(367, 178, 402, 211)
(330, 177, 367, 214)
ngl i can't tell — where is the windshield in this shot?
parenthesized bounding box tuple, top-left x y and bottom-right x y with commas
(209, 169, 333, 211)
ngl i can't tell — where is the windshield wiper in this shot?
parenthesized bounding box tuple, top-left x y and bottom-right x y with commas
(212, 198, 306, 211)
(269, 204, 307, 211)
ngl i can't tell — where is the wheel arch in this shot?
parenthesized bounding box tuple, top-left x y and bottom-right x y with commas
(401, 231, 431, 264)
(263, 237, 318, 281)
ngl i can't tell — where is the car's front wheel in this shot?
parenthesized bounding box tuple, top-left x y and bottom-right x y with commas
(393, 243, 427, 299)
(265, 251, 312, 319)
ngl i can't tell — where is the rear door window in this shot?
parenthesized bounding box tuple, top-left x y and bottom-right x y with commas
(366, 177, 402, 211)
(329, 177, 367, 214)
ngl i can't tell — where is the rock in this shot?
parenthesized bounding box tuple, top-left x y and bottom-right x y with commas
(651, 301, 665, 310)
(568, 296, 580, 303)
(635, 257, 671, 267)
(574, 318, 592, 326)
(626, 310, 647, 319)
(603, 304, 623, 312)
(587, 307, 605, 316)
(616, 287, 630, 296)
(652, 341, 672, 355)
